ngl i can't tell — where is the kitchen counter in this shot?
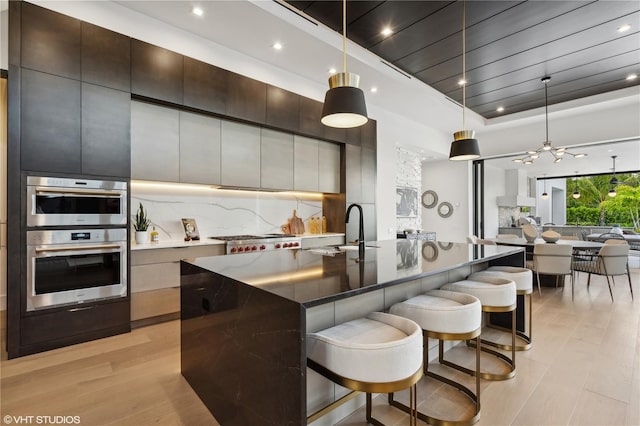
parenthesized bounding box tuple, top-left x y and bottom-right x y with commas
(180, 240, 524, 425)
(131, 232, 345, 251)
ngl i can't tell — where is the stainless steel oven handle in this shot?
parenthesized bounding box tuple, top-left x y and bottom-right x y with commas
(35, 187, 123, 197)
(68, 306, 94, 312)
(35, 244, 122, 253)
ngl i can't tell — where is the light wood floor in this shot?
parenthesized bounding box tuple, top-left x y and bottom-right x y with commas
(1, 264, 638, 426)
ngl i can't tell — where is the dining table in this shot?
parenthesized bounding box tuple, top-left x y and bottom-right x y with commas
(585, 233, 640, 250)
(488, 237, 604, 288)
(489, 237, 604, 251)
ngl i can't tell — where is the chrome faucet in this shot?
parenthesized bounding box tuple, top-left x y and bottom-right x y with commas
(345, 203, 365, 254)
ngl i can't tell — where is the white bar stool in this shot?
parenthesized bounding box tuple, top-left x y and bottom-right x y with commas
(389, 289, 482, 425)
(306, 312, 423, 426)
(441, 277, 517, 381)
(469, 266, 533, 351)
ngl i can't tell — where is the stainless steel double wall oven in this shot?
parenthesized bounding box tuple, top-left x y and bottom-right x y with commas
(25, 176, 128, 311)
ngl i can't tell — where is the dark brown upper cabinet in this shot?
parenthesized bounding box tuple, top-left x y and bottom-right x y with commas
(82, 23, 131, 92)
(322, 124, 347, 144)
(299, 96, 323, 138)
(21, 2, 81, 80)
(360, 120, 377, 150)
(266, 86, 299, 133)
(82, 83, 131, 178)
(345, 127, 361, 146)
(226, 72, 266, 124)
(21, 70, 81, 174)
(131, 40, 184, 104)
(183, 57, 227, 115)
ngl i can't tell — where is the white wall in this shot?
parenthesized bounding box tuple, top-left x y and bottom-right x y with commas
(537, 178, 566, 225)
(483, 164, 505, 238)
(421, 160, 472, 243)
(1, 8, 7, 70)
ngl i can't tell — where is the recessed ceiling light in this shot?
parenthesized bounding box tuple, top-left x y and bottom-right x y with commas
(273, 42, 283, 50)
(626, 73, 637, 81)
(618, 24, 631, 33)
(370, 87, 378, 93)
(328, 68, 337, 75)
(192, 7, 203, 16)
(496, 106, 504, 112)
(381, 27, 393, 37)
(458, 79, 467, 86)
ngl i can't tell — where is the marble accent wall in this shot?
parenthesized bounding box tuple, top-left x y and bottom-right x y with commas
(396, 147, 422, 232)
(498, 207, 523, 228)
(131, 183, 322, 240)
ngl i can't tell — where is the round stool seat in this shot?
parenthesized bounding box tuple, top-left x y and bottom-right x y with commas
(471, 267, 533, 293)
(307, 312, 422, 384)
(442, 277, 516, 309)
(389, 289, 481, 335)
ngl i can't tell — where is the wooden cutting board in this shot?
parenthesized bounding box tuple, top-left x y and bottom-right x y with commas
(289, 209, 305, 235)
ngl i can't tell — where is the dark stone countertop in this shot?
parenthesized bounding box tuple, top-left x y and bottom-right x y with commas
(184, 239, 524, 307)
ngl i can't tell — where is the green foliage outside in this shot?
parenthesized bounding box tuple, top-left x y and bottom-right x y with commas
(566, 173, 639, 230)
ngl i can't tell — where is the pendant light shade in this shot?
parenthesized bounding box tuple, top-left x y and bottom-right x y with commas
(321, 73, 368, 128)
(608, 155, 618, 197)
(449, 0, 480, 161)
(449, 130, 480, 161)
(572, 172, 581, 199)
(541, 175, 549, 200)
(321, 0, 368, 129)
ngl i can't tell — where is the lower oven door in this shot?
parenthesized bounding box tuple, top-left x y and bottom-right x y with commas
(26, 233, 127, 311)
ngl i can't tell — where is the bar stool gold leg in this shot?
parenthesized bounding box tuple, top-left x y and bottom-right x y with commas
(389, 329, 481, 425)
(485, 291, 532, 351)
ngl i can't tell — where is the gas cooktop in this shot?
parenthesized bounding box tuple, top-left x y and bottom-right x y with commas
(209, 234, 301, 254)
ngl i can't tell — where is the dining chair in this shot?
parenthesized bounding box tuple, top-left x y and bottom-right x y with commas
(526, 243, 574, 298)
(466, 235, 479, 244)
(572, 242, 633, 302)
(477, 239, 497, 246)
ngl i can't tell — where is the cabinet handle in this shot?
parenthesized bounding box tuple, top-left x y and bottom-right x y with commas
(68, 306, 94, 312)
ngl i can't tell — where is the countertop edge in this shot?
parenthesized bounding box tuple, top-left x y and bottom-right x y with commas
(132, 232, 345, 251)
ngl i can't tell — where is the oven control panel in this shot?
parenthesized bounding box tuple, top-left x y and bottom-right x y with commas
(27, 228, 127, 245)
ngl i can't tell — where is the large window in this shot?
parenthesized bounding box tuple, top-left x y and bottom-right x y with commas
(566, 173, 639, 229)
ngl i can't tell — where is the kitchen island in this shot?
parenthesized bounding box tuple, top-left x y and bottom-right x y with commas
(180, 240, 524, 425)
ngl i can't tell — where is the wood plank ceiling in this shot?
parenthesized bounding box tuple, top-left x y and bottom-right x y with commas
(285, 1, 640, 119)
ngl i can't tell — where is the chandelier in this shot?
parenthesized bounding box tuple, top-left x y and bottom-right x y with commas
(513, 76, 587, 164)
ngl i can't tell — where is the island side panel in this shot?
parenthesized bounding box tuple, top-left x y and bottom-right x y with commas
(180, 261, 306, 425)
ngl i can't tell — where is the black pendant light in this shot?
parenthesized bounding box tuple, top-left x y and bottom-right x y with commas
(541, 174, 549, 200)
(572, 171, 581, 199)
(320, 0, 368, 128)
(608, 155, 618, 197)
(449, 0, 480, 161)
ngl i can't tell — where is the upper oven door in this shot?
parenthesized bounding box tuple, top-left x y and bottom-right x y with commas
(27, 176, 127, 227)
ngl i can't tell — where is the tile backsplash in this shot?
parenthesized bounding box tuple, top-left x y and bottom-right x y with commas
(131, 185, 322, 241)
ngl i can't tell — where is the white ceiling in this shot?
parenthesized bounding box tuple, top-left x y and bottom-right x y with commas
(105, 1, 639, 178)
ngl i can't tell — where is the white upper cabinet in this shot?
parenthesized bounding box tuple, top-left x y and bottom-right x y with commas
(261, 129, 294, 190)
(131, 101, 180, 182)
(179, 111, 221, 185)
(294, 135, 319, 192)
(220, 121, 261, 187)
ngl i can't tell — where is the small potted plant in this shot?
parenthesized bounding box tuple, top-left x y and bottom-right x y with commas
(133, 202, 151, 244)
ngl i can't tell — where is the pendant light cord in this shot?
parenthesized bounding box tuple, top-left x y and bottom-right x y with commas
(544, 79, 549, 142)
(342, 0, 347, 74)
(462, 0, 466, 129)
